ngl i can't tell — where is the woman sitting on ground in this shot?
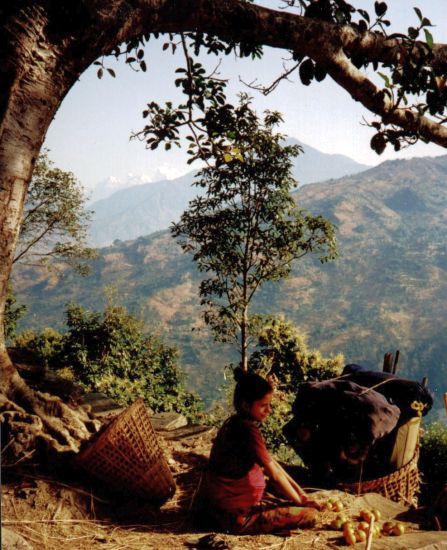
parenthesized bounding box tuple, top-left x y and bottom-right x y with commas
(202, 367, 320, 535)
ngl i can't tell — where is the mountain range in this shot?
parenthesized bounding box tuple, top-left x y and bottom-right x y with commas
(13, 153, 447, 419)
(87, 139, 370, 246)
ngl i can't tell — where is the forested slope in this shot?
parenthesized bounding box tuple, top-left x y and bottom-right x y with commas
(13, 155, 447, 417)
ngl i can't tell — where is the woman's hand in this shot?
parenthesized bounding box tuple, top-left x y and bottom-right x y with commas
(300, 496, 322, 510)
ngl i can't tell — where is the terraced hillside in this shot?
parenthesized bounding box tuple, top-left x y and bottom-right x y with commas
(13, 155, 447, 417)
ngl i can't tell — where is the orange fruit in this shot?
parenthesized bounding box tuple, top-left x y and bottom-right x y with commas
(333, 500, 344, 512)
(357, 521, 370, 532)
(382, 521, 394, 534)
(344, 530, 356, 546)
(391, 523, 405, 536)
(355, 529, 367, 542)
(330, 518, 343, 530)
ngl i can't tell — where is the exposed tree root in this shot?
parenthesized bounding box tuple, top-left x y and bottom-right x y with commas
(0, 385, 100, 464)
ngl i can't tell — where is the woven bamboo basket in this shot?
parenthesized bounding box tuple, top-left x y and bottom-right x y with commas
(75, 399, 176, 503)
(339, 449, 420, 507)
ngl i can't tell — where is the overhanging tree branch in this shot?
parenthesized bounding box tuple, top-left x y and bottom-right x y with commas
(118, 0, 447, 150)
(324, 48, 447, 148)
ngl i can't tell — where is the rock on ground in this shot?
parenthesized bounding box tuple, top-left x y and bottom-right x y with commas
(2, 528, 33, 550)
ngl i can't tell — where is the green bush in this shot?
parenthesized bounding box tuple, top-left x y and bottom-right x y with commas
(13, 327, 64, 369)
(420, 421, 447, 504)
(4, 285, 26, 342)
(13, 303, 203, 421)
(249, 316, 344, 391)
(62, 303, 203, 420)
(245, 317, 344, 458)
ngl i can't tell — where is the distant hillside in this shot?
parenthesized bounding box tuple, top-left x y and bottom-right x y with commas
(13, 155, 447, 418)
(288, 139, 370, 184)
(88, 172, 196, 247)
(88, 139, 369, 246)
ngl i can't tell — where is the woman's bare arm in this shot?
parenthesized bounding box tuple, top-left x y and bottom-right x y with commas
(269, 459, 321, 509)
(263, 460, 306, 505)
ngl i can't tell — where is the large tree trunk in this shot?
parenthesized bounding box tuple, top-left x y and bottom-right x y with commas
(0, 4, 107, 458)
(0, 2, 149, 457)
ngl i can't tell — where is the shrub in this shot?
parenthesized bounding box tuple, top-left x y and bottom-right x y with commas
(13, 303, 203, 421)
(420, 421, 447, 504)
(61, 303, 203, 420)
(13, 327, 64, 369)
(4, 285, 26, 342)
(249, 316, 344, 390)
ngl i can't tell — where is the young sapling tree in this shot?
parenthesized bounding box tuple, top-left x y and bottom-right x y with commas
(172, 97, 337, 371)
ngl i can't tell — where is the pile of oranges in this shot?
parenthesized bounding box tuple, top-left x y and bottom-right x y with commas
(323, 500, 406, 545)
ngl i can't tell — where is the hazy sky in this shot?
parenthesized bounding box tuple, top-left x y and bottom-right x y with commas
(44, 1, 447, 190)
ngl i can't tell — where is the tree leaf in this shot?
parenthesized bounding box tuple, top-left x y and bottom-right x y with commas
(408, 27, 419, 40)
(371, 133, 386, 155)
(374, 1, 387, 17)
(413, 7, 423, 22)
(378, 71, 391, 88)
(299, 58, 315, 86)
(424, 29, 434, 49)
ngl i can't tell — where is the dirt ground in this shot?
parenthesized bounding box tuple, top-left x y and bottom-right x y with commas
(2, 427, 446, 550)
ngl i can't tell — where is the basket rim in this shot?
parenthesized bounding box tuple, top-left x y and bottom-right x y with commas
(338, 447, 419, 490)
(75, 398, 155, 464)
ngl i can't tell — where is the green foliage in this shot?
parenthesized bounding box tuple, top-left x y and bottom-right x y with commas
(61, 303, 202, 419)
(207, 316, 344, 458)
(249, 316, 344, 391)
(130, 2, 446, 159)
(4, 285, 26, 342)
(134, 31, 263, 163)
(13, 327, 64, 369)
(172, 97, 337, 369)
(260, 391, 301, 463)
(12, 303, 203, 420)
(420, 422, 447, 503)
(14, 149, 96, 274)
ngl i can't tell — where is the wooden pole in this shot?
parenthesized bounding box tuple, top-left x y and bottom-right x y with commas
(365, 516, 375, 550)
(443, 392, 447, 417)
(383, 352, 393, 373)
(392, 350, 400, 374)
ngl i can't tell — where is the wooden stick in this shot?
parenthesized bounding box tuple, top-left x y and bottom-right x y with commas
(383, 352, 393, 373)
(392, 350, 400, 374)
(359, 378, 393, 396)
(2, 519, 111, 524)
(365, 516, 375, 550)
(443, 392, 447, 417)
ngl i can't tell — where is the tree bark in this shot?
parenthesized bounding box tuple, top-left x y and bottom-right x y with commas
(0, 4, 107, 456)
(241, 305, 248, 373)
(0, 5, 67, 391)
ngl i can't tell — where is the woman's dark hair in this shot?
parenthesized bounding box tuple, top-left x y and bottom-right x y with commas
(233, 367, 273, 413)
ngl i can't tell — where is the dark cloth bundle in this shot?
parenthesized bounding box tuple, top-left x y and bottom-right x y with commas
(283, 379, 400, 480)
(283, 366, 433, 481)
(343, 364, 433, 423)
